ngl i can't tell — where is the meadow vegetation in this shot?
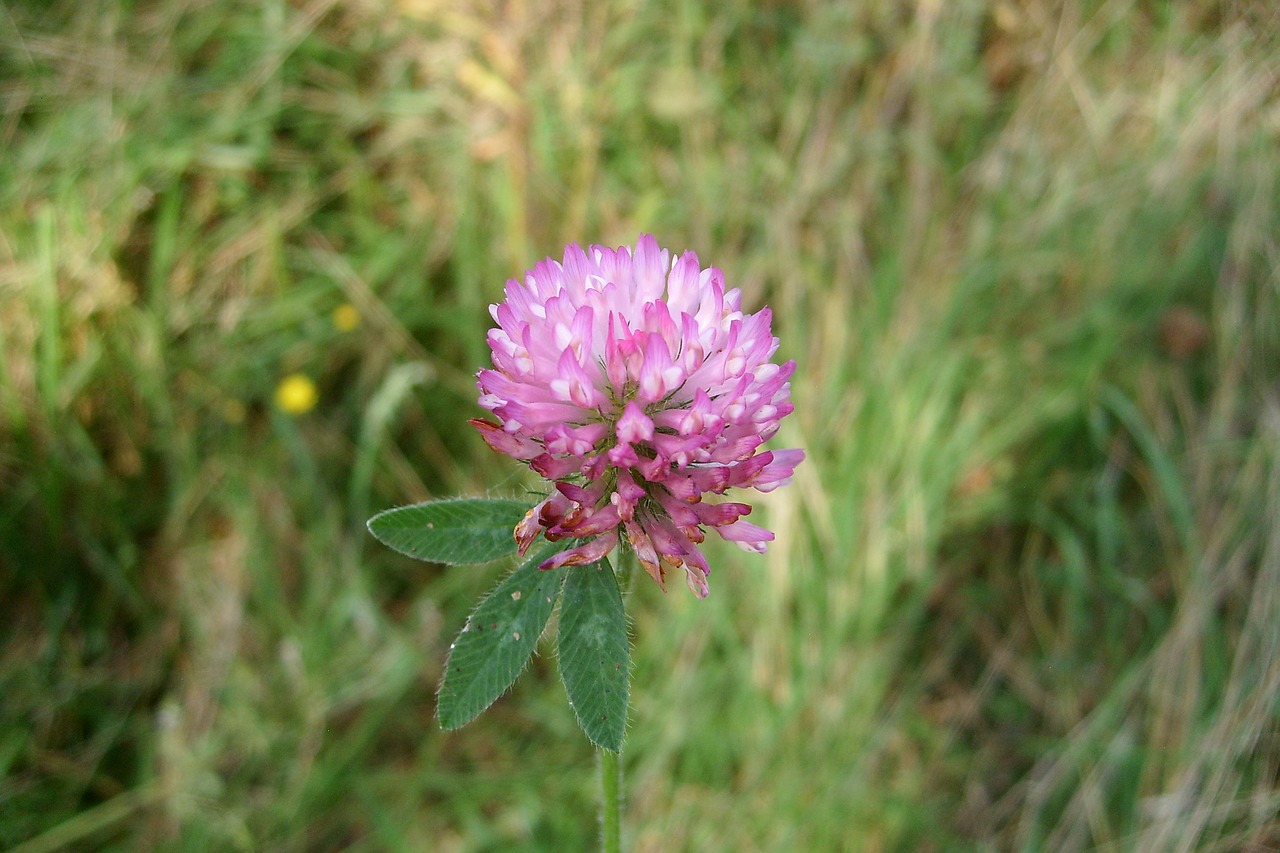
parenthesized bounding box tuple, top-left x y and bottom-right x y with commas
(2, 0, 1278, 850)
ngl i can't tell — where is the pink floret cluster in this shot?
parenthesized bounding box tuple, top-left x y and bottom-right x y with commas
(471, 235, 803, 597)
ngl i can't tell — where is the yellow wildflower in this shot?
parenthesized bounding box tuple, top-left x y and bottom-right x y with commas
(332, 303, 360, 332)
(275, 373, 319, 415)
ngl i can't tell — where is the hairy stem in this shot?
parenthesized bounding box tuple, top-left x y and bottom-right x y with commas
(599, 746, 622, 853)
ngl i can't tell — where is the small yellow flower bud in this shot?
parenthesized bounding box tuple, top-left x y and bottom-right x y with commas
(332, 303, 360, 332)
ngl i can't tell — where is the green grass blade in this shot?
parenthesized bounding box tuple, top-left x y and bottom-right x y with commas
(437, 546, 566, 730)
(348, 362, 433, 527)
(367, 497, 530, 565)
(558, 557, 629, 752)
(1098, 385, 1195, 548)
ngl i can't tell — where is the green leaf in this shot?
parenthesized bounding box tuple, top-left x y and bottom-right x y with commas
(367, 498, 530, 565)
(558, 558, 629, 752)
(437, 545, 566, 730)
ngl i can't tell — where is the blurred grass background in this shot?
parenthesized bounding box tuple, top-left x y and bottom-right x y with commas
(2, 0, 1279, 850)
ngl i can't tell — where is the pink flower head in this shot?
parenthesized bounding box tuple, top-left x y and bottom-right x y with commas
(472, 235, 803, 598)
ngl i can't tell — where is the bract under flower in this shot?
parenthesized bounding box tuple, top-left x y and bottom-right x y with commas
(473, 235, 803, 597)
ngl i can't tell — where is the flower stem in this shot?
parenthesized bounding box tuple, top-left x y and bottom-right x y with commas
(599, 746, 622, 853)
(599, 545, 629, 852)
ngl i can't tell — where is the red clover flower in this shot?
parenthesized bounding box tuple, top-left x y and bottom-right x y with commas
(471, 235, 803, 597)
